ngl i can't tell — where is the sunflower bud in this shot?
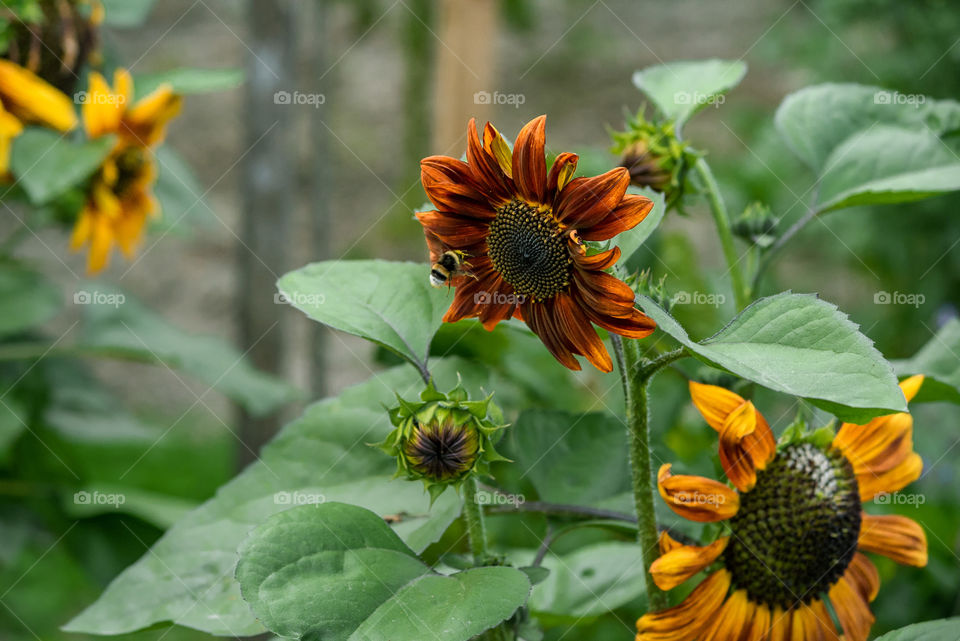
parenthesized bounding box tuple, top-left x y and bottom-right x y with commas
(632, 268, 672, 312)
(379, 380, 507, 502)
(1, 0, 102, 94)
(610, 112, 696, 211)
(732, 202, 777, 248)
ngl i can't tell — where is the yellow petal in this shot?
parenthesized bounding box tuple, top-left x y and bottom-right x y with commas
(483, 123, 513, 179)
(657, 464, 739, 523)
(701, 589, 750, 641)
(857, 452, 922, 501)
(858, 513, 927, 567)
(636, 570, 731, 641)
(83, 71, 123, 138)
(124, 84, 182, 146)
(829, 576, 875, 641)
(899, 374, 924, 403)
(0, 60, 78, 132)
(689, 381, 748, 432)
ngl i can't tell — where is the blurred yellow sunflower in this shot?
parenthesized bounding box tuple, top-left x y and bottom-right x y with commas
(637, 376, 928, 641)
(0, 59, 78, 175)
(69, 68, 181, 273)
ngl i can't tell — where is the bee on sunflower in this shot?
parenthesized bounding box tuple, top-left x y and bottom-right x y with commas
(417, 115, 657, 373)
(69, 68, 181, 273)
(638, 376, 928, 641)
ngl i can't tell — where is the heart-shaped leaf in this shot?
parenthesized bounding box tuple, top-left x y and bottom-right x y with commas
(632, 59, 747, 130)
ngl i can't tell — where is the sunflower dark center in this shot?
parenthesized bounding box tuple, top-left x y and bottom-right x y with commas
(404, 420, 479, 481)
(724, 443, 861, 609)
(487, 200, 571, 301)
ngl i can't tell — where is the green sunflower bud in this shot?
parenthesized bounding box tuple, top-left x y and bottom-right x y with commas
(378, 379, 508, 502)
(732, 202, 777, 248)
(632, 268, 672, 312)
(610, 111, 697, 211)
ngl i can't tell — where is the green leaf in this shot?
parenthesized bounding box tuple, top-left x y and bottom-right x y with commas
(511, 410, 629, 506)
(895, 319, 960, 404)
(349, 567, 530, 641)
(611, 186, 666, 262)
(0, 399, 26, 461)
(64, 358, 485, 637)
(775, 83, 960, 171)
(10, 129, 114, 205)
(76, 285, 298, 415)
(816, 126, 960, 212)
(134, 68, 244, 99)
(873, 618, 960, 641)
(639, 292, 906, 422)
(632, 59, 747, 130)
(100, 0, 156, 27)
(278, 260, 450, 374)
(526, 542, 646, 620)
(0, 263, 61, 337)
(64, 484, 196, 529)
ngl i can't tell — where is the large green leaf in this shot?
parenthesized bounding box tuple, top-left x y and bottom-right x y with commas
(278, 260, 450, 375)
(816, 126, 960, 212)
(895, 319, 960, 404)
(525, 542, 646, 621)
(64, 359, 483, 636)
(77, 285, 297, 415)
(10, 129, 114, 205)
(134, 68, 244, 99)
(511, 410, 629, 506)
(639, 292, 906, 422)
(0, 263, 61, 337)
(237, 503, 529, 641)
(775, 83, 960, 171)
(874, 618, 960, 641)
(632, 59, 747, 130)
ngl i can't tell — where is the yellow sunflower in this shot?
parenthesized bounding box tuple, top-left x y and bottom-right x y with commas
(638, 376, 928, 641)
(69, 68, 181, 273)
(0, 59, 78, 175)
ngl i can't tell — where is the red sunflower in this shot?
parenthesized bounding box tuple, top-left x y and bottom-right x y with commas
(417, 115, 656, 372)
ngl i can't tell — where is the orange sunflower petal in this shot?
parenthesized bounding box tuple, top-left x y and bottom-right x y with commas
(522, 299, 581, 371)
(829, 576, 875, 641)
(857, 452, 922, 502)
(744, 602, 772, 641)
(858, 513, 927, 567)
(810, 599, 842, 641)
(689, 381, 748, 432)
(579, 192, 654, 241)
(547, 151, 578, 194)
(416, 210, 489, 248)
(650, 536, 729, 590)
(701, 589, 751, 641)
(555, 167, 629, 229)
(847, 552, 880, 603)
(658, 530, 685, 555)
(553, 292, 612, 372)
(636, 569, 731, 641)
(421, 156, 496, 219)
(657, 464, 739, 522)
(511, 115, 547, 204)
(466, 118, 510, 202)
(767, 607, 791, 641)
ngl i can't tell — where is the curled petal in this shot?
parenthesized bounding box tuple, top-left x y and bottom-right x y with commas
(657, 464, 739, 522)
(483, 122, 513, 178)
(636, 570, 731, 641)
(658, 530, 685, 555)
(466, 118, 511, 202)
(574, 245, 621, 272)
(689, 381, 749, 432)
(580, 192, 654, 241)
(511, 115, 547, 203)
(829, 576, 875, 641)
(857, 452, 922, 502)
(858, 513, 928, 567)
(547, 151, 578, 194)
(650, 536, 729, 590)
(718, 401, 775, 492)
(555, 167, 629, 229)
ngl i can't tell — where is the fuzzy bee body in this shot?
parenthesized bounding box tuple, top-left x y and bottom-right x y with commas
(430, 250, 471, 288)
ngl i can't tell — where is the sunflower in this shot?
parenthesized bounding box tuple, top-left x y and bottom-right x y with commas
(638, 376, 928, 641)
(417, 115, 656, 372)
(0, 59, 78, 175)
(69, 68, 181, 273)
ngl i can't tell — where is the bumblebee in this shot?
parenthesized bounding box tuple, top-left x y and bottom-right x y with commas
(430, 250, 472, 288)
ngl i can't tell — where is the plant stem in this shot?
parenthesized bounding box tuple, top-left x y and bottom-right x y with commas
(694, 158, 749, 310)
(612, 337, 686, 612)
(462, 476, 488, 565)
(751, 205, 817, 293)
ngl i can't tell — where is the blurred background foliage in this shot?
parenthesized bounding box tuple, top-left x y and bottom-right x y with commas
(1, 0, 958, 640)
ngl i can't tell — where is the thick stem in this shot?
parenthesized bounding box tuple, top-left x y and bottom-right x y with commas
(613, 337, 686, 612)
(462, 476, 488, 565)
(694, 158, 749, 310)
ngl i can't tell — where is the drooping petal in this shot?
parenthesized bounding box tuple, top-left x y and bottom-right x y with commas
(573, 245, 621, 271)
(511, 115, 547, 204)
(522, 298, 581, 371)
(657, 530, 686, 555)
(846, 552, 880, 603)
(829, 576, 875, 641)
(700, 589, 751, 641)
(635, 570, 731, 641)
(580, 192, 654, 241)
(552, 292, 613, 372)
(657, 463, 739, 522)
(810, 600, 842, 641)
(421, 156, 496, 219)
(554, 167, 629, 229)
(858, 513, 927, 567)
(857, 452, 922, 501)
(650, 536, 729, 590)
(546, 151, 578, 194)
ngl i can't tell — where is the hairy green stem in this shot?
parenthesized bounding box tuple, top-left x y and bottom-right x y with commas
(694, 158, 749, 310)
(463, 476, 488, 565)
(613, 337, 686, 612)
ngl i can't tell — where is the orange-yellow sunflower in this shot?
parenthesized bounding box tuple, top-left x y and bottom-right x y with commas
(638, 377, 928, 641)
(417, 115, 656, 372)
(0, 59, 78, 175)
(69, 68, 181, 273)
